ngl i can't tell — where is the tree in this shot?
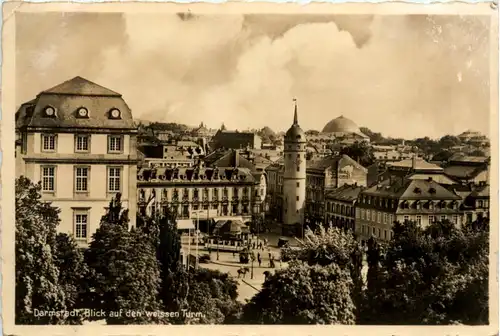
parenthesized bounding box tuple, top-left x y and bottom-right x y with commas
(54, 233, 88, 324)
(432, 150, 454, 162)
(242, 261, 355, 324)
(339, 141, 375, 167)
(438, 135, 461, 149)
(183, 268, 243, 324)
(363, 219, 489, 325)
(281, 225, 363, 321)
(15, 177, 67, 324)
(84, 194, 164, 324)
(360, 127, 385, 143)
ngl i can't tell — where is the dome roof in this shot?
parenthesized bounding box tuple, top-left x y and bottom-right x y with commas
(322, 115, 360, 133)
(285, 124, 306, 142)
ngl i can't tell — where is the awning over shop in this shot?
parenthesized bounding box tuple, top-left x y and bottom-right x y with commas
(213, 216, 244, 222)
(213, 219, 250, 235)
(177, 219, 195, 230)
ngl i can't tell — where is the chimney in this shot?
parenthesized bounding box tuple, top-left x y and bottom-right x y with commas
(234, 150, 240, 168)
(412, 154, 417, 170)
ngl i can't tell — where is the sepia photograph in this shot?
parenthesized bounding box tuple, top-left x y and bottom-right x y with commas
(1, 1, 498, 333)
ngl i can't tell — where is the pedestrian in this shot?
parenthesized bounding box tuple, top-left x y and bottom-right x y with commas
(268, 252, 271, 260)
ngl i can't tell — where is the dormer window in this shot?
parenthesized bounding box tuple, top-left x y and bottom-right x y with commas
(109, 108, 121, 119)
(76, 107, 89, 118)
(44, 106, 56, 117)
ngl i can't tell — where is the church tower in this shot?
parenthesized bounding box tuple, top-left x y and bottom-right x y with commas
(282, 99, 307, 236)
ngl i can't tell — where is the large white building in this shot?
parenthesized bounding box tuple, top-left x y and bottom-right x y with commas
(15, 76, 138, 245)
(282, 102, 307, 235)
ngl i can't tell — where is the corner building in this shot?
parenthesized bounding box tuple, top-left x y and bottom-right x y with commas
(15, 76, 138, 245)
(282, 102, 307, 235)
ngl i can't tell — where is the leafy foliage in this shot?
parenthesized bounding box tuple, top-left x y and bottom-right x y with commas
(54, 233, 88, 324)
(281, 225, 363, 321)
(183, 268, 243, 324)
(15, 177, 67, 324)
(339, 141, 375, 167)
(84, 194, 164, 324)
(242, 261, 355, 324)
(364, 219, 489, 325)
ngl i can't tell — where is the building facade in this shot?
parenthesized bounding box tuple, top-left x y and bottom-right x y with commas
(305, 155, 368, 223)
(282, 103, 307, 235)
(325, 184, 365, 232)
(15, 76, 138, 244)
(136, 164, 262, 224)
(355, 178, 463, 243)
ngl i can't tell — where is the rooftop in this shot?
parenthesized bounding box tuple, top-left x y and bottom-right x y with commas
(325, 184, 365, 202)
(137, 166, 256, 184)
(16, 76, 136, 130)
(387, 157, 443, 171)
(362, 178, 461, 200)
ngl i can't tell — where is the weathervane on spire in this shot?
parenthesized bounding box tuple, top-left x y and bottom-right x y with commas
(293, 98, 298, 125)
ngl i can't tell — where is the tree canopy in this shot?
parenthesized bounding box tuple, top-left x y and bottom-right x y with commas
(339, 141, 375, 167)
(84, 194, 163, 324)
(242, 261, 355, 324)
(364, 219, 489, 325)
(15, 177, 67, 324)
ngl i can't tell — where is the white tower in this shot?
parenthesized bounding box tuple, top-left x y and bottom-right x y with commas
(282, 99, 307, 236)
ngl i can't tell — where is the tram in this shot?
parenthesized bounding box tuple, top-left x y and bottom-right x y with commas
(204, 236, 248, 252)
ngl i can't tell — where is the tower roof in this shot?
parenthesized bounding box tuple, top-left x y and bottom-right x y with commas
(285, 99, 306, 142)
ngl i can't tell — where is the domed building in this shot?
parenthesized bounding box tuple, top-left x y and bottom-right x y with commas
(321, 115, 369, 142)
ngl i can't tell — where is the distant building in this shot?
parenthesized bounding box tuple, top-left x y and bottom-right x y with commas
(15, 76, 138, 244)
(325, 184, 365, 232)
(211, 128, 262, 150)
(356, 178, 463, 242)
(191, 122, 212, 138)
(443, 154, 490, 185)
(305, 155, 368, 221)
(138, 140, 204, 169)
(457, 130, 489, 147)
(321, 115, 370, 142)
(461, 185, 490, 223)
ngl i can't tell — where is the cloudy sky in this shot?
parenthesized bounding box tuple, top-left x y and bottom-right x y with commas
(16, 12, 491, 139)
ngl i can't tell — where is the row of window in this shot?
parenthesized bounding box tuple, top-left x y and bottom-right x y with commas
(41, 134, 124, 154)
(142, 202, 252, 218)
(361, 225, 394, 240)
(359, 195, 459, 211)
(41, 166, 122, 193)
(326, 202, 354, 216)
(139, 186, 252, 201)
(356, 208, 460, 225)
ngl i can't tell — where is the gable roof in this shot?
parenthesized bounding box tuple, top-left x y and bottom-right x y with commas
(388, 158, 443, 171)
(42, 76, 121, 96)
(204, 149, 255, 170)
(362, 178, 461, 201)
(444, 165, 488, 180)
(307, 154, 367, 173)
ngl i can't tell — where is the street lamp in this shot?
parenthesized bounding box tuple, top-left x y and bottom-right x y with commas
(253, 195, 262, 234)
(250, 253, 255, 280)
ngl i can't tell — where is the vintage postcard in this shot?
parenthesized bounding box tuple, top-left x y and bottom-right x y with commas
(1, 1, 498, 335)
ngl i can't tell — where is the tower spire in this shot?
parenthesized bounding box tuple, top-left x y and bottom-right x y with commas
(293, 98, 298, 125)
